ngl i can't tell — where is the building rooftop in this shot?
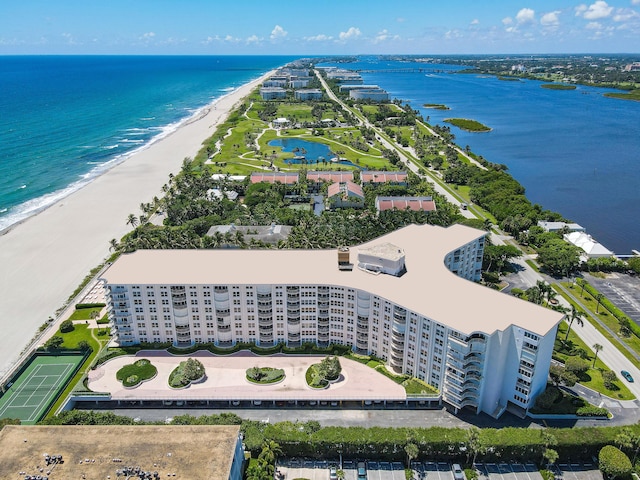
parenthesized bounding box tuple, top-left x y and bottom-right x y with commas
(376, 196, 436, 212)
(102, 224, 562, 336)
(327, 181, 364, 199)
(0, 425, 240, 480)
(307, 171, 354, 183)
(564, 231, 614, 256)
(362, 171, 408, 183)
(250, 172, 299, 185)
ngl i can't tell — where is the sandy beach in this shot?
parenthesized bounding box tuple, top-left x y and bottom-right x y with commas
(0, 70, 275, 381)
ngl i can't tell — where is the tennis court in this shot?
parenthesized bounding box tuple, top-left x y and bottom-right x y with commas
(0, 354, 84, 424)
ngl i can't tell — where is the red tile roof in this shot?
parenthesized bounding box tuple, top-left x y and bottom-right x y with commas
(250, 172, 299, 185)
(375, 196, 436, 212)
(328, 181, 364, 198)
(361, 171, 408, 183)
(307, 171, 354, 183)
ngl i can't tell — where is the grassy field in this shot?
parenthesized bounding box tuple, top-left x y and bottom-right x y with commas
(604, 89, 640, 101)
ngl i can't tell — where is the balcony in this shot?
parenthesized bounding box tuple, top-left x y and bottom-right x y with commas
(287, 318, 300, 326)
(259, 318, 273, 326)
(318, 326, 329, 334)
(217, 325, 231, 332)
(216, 309, 231, 317)
(258, 309, 273, 316)
(287, 309, 300, 316)
(286, 286, 299, 294)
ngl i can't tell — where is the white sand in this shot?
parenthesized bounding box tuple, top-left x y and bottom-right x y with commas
(0, 70, 275, 380)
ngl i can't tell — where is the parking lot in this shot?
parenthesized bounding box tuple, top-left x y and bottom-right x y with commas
(277, 461, 602, 480)
(588, 274, 640, 326)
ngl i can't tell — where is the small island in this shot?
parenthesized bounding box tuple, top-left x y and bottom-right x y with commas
(444, 118, 491, 132)
(604, 89, 640, 101)
(541, 83, 577, 90)
(497, 75, 522, 82)
(423, 103, 450, 110)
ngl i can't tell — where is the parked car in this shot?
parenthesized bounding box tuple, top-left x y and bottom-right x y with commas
(329, 467, 338, 480)
(357, 462, 367, 480)
(452, 464, 466, 480)
(621, 370, 634, 382)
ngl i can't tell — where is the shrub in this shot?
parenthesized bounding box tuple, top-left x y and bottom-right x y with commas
(576, 406, 609, 417)
(602, 370, 618, 390)
(60, 319, 74, 333)
(565, 357, 589, 375)
(535, 385, 561, 410)
(116, 358, 158, 387)
(246, 366, 285, 384)
(169, 358, 205, 388)
(598, 445, 632, 479)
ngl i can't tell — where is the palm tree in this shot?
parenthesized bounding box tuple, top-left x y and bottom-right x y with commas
(466, 426, 482, 464)
(595, 293, 605, 314)
(564, 305, 585, 342)
(592, 343, 603, 367)
(576, 278, 587, 296)
(126, 213, 138, 228)
(404, 442, 419, 468)
(109, 238, 119, 252)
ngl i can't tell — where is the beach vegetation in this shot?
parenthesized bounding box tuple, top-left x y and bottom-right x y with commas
(444, 118, 491, 132)
(423, 103, 450, 109)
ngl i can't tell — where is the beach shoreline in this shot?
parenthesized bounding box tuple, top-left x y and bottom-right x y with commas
(0, 69, 276, 380)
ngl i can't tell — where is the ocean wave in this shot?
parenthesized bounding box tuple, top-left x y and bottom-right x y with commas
(140, 117, 155, 121)
(103, 144, 119, 150)
(120, 138, 145, 144)
(220, 86, 235, 92)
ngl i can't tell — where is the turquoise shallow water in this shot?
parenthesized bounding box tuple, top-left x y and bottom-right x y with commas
(320, 58, 640, 254)
(0, 55, 297, 231)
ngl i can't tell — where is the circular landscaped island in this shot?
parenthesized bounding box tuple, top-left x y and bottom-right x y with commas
(168, 358, 206, 389)
(116, 358, 157, 388)
(245, 366, 285, 384)
(305, 356, 342, 389)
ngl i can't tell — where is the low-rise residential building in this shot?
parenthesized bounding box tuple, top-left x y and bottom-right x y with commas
(207, 223, 292, 246)
(327, 181, 365, 209)
(375, 196, 436, 213)
(101, 224, 562, 418)
(250, 172, 299, 185)
(260, 87, 286, 100)
(361, 171, 408, 185)
(537, 221, 586, 233)
(350, 88, 390, 102)
(307, 171, 354, 191)
(295, 89, 323, 101)
(289, 78, 311, 89)
(564, 231, 614, 258)
(339, 84, 382, 93)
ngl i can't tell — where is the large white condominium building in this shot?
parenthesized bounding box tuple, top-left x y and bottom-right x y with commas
(101, 224, 563, 418)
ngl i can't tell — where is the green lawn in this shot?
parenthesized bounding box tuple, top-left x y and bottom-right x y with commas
(555, 322, 635, 400)
(68, 306, 103, 321)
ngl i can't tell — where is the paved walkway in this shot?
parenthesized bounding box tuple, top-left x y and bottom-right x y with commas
(88, 351, 406, 401)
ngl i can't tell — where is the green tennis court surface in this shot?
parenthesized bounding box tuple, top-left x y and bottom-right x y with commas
(0, 354, 84, 424)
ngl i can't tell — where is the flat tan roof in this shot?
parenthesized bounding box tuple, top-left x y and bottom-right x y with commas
(0, 425, 240, 480)
(102, 224, 562, 336)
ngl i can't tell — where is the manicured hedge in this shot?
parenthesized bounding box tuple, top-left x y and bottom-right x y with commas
(246, 367, 285, 384)
(116, 359, 157, 387)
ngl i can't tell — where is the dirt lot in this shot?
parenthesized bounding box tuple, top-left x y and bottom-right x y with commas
(0, 425, 239, 480)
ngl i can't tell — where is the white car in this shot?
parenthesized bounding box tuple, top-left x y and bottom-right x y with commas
(452, 464, 466, 480)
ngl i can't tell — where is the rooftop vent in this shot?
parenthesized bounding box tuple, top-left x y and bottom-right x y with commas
(337, 247, 353, 271)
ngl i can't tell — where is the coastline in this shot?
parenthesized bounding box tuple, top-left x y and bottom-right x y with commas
(0, 69, 276, 380)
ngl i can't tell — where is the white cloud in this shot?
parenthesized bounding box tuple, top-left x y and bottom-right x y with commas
(338, 27, 361, 41)
(502, 17, 513, 25)
(613, 8, 639, 21)
(576, 1, 613, 19)
(470, 19, 480, 25)
(541, 11, 561, 26)
(140, 32, 155, 40)
(516, 8, 535, 24)
(632, 0, 640, 5)
(246, 34, 261, 44)
(374, 29, 400, 43)
(304, 34, 333, 42)
(270, 25, 287, 41)
(444, 30, 463, 40)
(586, 21, 602, 29)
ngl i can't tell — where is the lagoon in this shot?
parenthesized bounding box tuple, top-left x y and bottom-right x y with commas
(268, 138, 359, 168)
(321, 58, 640, 254)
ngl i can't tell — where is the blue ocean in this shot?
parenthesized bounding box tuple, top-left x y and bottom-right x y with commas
(321, 57, 640, 255)
(1, 56, 639, 254)
(0, 55, 296, 231)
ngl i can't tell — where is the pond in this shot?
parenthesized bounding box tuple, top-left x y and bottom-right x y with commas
(268, 138, 360, 168)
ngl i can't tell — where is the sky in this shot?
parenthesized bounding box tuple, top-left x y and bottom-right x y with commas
(1, 0, 640, 55)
